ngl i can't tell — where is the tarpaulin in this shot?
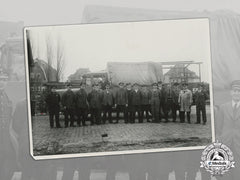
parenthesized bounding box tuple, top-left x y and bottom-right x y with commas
(107, 61, 163, 85)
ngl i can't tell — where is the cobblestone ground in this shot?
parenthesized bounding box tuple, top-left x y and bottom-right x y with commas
(32, 105, 212, 156)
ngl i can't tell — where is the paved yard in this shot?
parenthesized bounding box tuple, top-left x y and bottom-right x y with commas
(32, 105, 212, 156)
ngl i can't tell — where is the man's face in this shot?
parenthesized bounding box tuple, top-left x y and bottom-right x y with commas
(126, 85, 131, 90)
(96, 85, 100, 91)
(80, 84, 85, 89)
(158, 84, 162, 89)
(119, 84, 124, 88)
(106, 85, 110, 90)
(183, 85, 187, 90)
(231, 87, 240, 102)
(153, 85, 158, 90)
(134, 85, 139, 90)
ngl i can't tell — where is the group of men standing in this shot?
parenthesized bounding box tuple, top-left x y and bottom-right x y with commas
(45, 81, 209, 128)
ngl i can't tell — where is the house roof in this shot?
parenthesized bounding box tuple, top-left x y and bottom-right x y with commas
(164, 64, 199, 78)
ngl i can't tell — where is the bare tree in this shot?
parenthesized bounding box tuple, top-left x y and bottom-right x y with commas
(26, 30, 40, 60)
(45, 32, 53, 82)
(45, 32, 65, 82)
(55, 36, 65, 82)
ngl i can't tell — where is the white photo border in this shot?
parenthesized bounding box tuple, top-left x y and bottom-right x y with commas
(23, 18, 216, 160)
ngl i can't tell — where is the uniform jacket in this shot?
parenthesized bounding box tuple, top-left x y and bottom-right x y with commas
(62, 89, 75, 109)
(131, 89, 142, 106)
(0, 90, 14, 159)
(160, 88, 168, 104)
(0, 90, 12, 119)
(149, 89, 161, 105)
(115, 88, 128, 105)
(75, 89, 88, 109)
(172, 89, 180, 104)
(88, 90, 103, 109)
(194, 90, 208, 106)
(178, 89, 192, 112)
(141, 90, 150, 105)
(166, 88, 179, 104)
(45, 92, 61, 112)
(126, 89, 132, 106)
(217, 101, 240, 151)
(102, 89, 114, 106)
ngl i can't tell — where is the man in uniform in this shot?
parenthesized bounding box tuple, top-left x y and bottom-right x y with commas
(166, 83, 180, 123)
(141, 85, 151, 122)
(62, 84, 76, 127)
(75, 83, 88, 126)
(160, 83, 169, 122)
(195, 84, 208, 125)
(216, 80, 240, 180)
(126, 83, 133, 123)
(115, 82, 128, 123)
(131, 83, 143, 123)
(0, 81, 16, 180)
(158, 81, 165, 122)
(102, 83, 114, 124)
(150, 83, 161, 123)
(88, 84, 103, 125)
(45, 86, 61, 128)
(178, 83, 193, 123)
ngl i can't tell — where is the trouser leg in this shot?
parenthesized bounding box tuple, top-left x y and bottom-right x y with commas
(64, 111, 69, 127)
(96, 108, 101, 125)
(77, 111, 81, 126)
(146, 104, 151, 121)
(137, 105, 143, 123)
(141, 105, 145, 121)
(159, 104, 162, 122)
(164, 101, 170, 122)
(108, 106, 112, 123)
(82, 109, 87, 126)
(103, 106, 107, 124)
(172, 103, 177, 122)
(202, 105, 207, 123)
(196, 105, 201, 123)
(49, 113, 54, 128)
(132, 106, 137, 123)
(180, 111, 185, 122)
(90, 109, 95, 125)
(123, 106, 127, 123)
(55, 111, 61, 127)
(116, 106, 120, 123)
(69, 109, 75, 127)
(156, 105, 160, 122)
(187, 111, 191, 123)
(151, 105, 155, 122)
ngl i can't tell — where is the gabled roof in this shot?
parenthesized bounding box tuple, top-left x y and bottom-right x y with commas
(164, 64, 199, 78)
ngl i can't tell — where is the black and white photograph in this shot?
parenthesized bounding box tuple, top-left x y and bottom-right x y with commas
(24, 18, 214, 159)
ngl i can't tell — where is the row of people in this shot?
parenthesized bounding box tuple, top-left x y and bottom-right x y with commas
(45, 81, 209, 128)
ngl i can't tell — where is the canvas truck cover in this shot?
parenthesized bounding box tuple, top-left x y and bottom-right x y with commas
(107, 62, 163, 85)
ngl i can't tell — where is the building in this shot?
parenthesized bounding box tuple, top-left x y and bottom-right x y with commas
(68, 68, 90, 83)
(29, 58, 57, 114)
(164, 64, 200, 84)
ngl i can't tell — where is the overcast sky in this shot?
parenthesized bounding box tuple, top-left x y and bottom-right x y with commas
(26, 18, 211, 82)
